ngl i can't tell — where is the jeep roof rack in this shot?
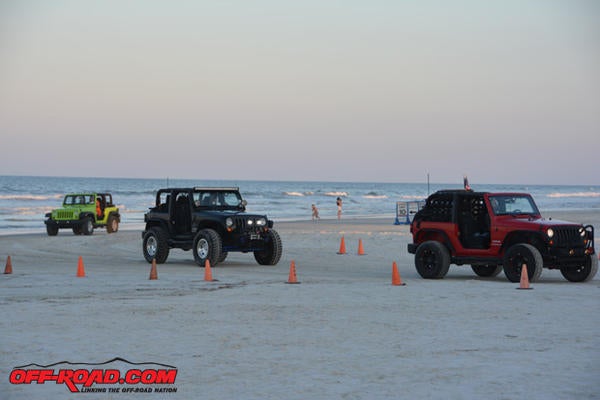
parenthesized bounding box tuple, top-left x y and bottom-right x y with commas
(193, 187, 240, 191)
(434, 189, 486, 195)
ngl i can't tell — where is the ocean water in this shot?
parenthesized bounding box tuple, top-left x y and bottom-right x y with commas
(1, 175, 599, 234)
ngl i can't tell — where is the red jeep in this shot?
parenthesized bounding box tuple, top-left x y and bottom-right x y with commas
(408, 190, 597, 282)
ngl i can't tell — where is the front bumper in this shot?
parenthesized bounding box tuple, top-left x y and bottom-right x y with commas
(544, 247, 594, 268)
(223, 231, 272, 252)
(45, 218, 87, 229)
(544, 224, 595, 268)
(408, 243, 417, 254)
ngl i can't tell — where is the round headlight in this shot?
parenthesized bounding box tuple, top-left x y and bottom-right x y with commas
(226, 218, 233, 227)
(547, 228, 554, 238)
(247, 219, 254, 226)
(256, 218, 267, 226)
(579, 227, 586, 237)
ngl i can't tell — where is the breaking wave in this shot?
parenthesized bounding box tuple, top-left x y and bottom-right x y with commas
(324, 192, 348, 197)
(399, 195, 427, 200)
(363, 194, 388, 199)
(284, 192, 305, 197)
(0, 194, 62, 201)
(547, 192, 600, 198)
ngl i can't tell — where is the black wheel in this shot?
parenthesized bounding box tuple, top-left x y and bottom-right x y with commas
(106, 214, 119, 233)
(46, 223, 59, 236)
(560, 255, 598, 282)
(254, 229, 283, 266)
(503, 243, 543, 283)
(81, 216, 94, 235)
(193, 229, 222, 267)
(414, 241, 450, 279)
(471, 264, 503, 277)
(143, 227, 170, 264)
(218, 251, 228, 263)
(72, 226, 83, 235)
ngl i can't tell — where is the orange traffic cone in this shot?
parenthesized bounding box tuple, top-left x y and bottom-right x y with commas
(392, 261, 405, 286)
(357, 239, 366, 255)
(149, 258, 158, 280)
(337, 236, 346, 254)
(286, 260, 300, 284)
(76, 256, 86, 277)
(517, 263, 532, 290)
(4, 256, 13, 274)
(204, 259, 215, 282)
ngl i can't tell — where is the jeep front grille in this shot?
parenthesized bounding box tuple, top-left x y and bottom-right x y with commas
(231, 216, 263, 233)
(55, 211, 75, 220)
(553, 227, 582, 246)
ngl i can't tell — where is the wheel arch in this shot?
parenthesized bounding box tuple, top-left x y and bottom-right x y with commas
(80, 212, 95, 220)
(501, 231, 546, 255)
(195, 221, 226, 237)
(144, 219, 170, 232)
(415, 229, 454, 254)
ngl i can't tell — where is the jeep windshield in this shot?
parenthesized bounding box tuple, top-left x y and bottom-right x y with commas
(489, 194, 540, 216)
(64, 194, 94, 205)
(193, 190, 244, 210)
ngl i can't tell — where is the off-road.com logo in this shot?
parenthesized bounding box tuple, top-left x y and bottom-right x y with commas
(9, 357, 177, 393)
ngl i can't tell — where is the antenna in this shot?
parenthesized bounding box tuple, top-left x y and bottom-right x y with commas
(427, 173, 430, 196)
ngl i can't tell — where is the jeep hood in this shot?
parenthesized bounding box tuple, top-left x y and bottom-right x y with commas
(537, 218, 583, 228)
(503, 216, 582, 229)
(207, 210, 268, 218)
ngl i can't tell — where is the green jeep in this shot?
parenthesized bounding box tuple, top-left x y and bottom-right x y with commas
(44, 193, 120, 236)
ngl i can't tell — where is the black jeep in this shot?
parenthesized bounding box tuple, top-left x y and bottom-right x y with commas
(142, 187, 282, 267)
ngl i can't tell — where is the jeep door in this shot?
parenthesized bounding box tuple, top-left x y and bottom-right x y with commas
(171, 191, 192, 235)
(456, 194, 491, 251)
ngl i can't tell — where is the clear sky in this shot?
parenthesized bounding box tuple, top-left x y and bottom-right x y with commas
(1, 1, 599, 185)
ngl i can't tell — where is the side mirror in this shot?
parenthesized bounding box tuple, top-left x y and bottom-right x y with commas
(240, 200, 247, 209)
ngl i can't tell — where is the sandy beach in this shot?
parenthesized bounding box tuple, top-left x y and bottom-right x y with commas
(1, 210, 599, 400)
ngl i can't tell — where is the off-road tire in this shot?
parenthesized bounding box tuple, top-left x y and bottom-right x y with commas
(72, 226, 83, 235)
(414, 241, 450, 279)
(46, 223, 59, 236)
(254, 229, 283, 266)
(193, 229, 222, 267)
(106, 214, 119, 233)
(218, 251, 228, 263)
(81, 216, 94, 235)
(471, 264, 503, 277)
(560, 254, 598, 282)
(503, 243, 543, 283)
(143, 227, 170, 264)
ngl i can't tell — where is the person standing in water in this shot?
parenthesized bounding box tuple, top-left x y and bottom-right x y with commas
(311, 204, 320, 221)
(336, 197, 342, 220)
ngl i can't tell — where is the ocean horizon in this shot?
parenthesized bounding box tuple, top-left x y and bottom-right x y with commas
(1, 175, 599, 234)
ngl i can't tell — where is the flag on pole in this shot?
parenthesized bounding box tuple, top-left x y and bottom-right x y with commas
(464, 175, 472, 191)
